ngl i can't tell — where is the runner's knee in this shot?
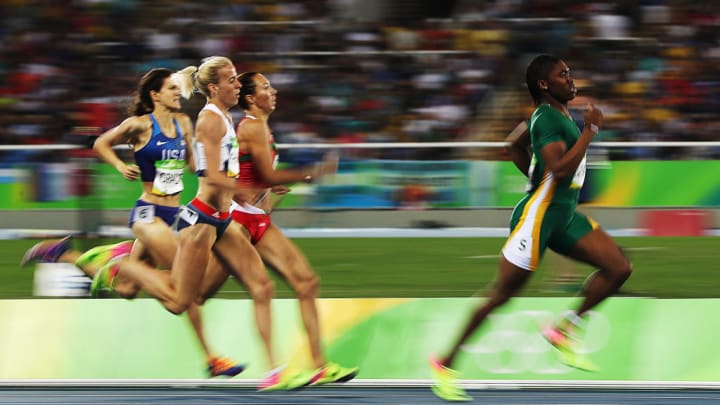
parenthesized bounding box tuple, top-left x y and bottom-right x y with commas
(115, 281, 140, 299)
(617, 249, 633, 283)
(294, 273, 319, 300)
(610, 246, 632, 276)
(196, 282, 223, 305)
(165, 295, 195, 315)
(195, 294, 208, 306)
(165, 301, 189, 315)
(250, 277, 274, 303)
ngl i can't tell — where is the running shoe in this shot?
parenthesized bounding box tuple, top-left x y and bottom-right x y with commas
(542, 323, 598, 372)
(90, 259, 120, 298)
(258, 367, 316, 391)
(20, 236, 72, 267)
(207, 357, 246, 378)
(258, 369, 285, 391)
(309, 362, 359, 385)
(429, 356, 472, 402)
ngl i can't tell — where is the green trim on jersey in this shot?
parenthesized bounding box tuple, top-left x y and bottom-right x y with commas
(528, 104, 583, 206)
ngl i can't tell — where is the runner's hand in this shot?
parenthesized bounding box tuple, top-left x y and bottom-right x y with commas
(583, 104, 604, 136)
(118, 163, 140, 181)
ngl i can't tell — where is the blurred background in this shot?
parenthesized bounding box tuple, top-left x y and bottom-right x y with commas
(1, 2, 719, 385)
(0, 0, 718, 233)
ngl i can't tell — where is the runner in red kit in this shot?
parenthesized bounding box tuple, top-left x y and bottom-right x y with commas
(198, 72, 358, 387)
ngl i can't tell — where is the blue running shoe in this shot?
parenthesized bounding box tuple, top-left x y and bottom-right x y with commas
(207, 357, 246, 378)
(21, 236, 72, 267)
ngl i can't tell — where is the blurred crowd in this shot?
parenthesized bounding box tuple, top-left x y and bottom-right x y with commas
(1, 0, 719, 163)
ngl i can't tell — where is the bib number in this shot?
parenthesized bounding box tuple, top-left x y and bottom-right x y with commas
(133, 205, 155, 224)
(194, 141, 207, 175)
(152, 160, 184, 196)
(525, 155, 537, 193)
(570, 156, 587, 189)
(178, 205, 199, 226)
(226, 136, 240, 178)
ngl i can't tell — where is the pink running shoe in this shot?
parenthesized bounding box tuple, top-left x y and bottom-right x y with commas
(258, 367, 315, 391)
(428, 355, 471, 402)
(542, 323, 598, 372)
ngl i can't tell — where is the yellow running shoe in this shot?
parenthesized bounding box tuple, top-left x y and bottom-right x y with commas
(542, 324, 598, 372)
(429, 356, 472, 402)
(90, 259, 120, 298)
(310, 362, 359, 385)
(258, 367, 315, 391)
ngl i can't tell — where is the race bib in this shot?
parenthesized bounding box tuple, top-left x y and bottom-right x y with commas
(227, 136, 240, 178)
(194, 141, 207, 174)
(132, 204, 155, 224)
(570, 156, 587, 189)
(525, 155, 537, 193)
(178, 205, 199, 226)
(152, 160, 185, 196)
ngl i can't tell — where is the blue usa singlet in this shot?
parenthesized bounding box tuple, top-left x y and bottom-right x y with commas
(134, 114, 187, 196)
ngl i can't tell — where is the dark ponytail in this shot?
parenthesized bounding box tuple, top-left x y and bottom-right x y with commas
(237, 72, 259, 110)
(129, 68, 173, 116)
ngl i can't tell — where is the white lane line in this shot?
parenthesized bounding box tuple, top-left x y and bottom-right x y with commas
(465, 255, 499, 259)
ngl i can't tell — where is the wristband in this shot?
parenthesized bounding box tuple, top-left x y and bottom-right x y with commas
(589, 123, 599, 134)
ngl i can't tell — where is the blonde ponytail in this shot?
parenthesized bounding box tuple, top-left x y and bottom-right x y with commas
(175, 66, 199, 100)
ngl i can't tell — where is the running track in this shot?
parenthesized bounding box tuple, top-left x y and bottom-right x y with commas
(2, 381, 719, 404)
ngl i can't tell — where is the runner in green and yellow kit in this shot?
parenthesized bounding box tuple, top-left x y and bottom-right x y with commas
(430, 54, 633, 402)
